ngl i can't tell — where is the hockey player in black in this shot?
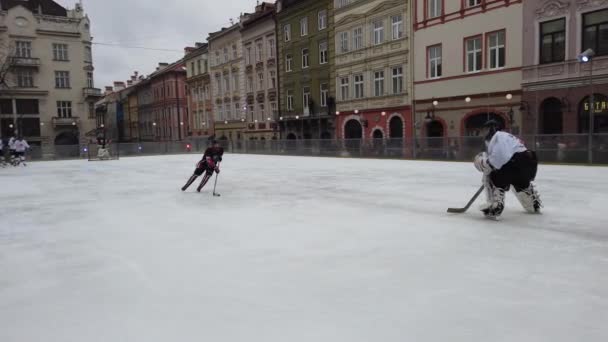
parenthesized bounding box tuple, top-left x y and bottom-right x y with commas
(473, 120, 542, 219)
(181, 140, 224, 192)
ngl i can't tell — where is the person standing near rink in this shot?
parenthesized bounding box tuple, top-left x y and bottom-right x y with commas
(0, 136, 6, 167)
(12, 136, 30, 166)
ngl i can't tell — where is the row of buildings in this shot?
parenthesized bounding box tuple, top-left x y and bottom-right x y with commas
(98, 0, 608, 147)
(0, 0, 100, 148)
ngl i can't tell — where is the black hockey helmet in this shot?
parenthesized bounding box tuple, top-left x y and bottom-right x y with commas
(483, 119, 502, 141)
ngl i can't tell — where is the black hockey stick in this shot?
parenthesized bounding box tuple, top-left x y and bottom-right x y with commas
(212, 173, 220, 197)
(447, 185, 484, 213)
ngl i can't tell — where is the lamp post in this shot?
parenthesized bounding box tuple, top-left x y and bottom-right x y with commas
(578, 48, 595, 164)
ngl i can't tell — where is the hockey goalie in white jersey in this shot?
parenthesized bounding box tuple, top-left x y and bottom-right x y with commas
(474, 120, 542, 219)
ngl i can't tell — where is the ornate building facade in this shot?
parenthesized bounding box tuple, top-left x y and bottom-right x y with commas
(0, 0, 101, 147)
(333, 0, 411, 141)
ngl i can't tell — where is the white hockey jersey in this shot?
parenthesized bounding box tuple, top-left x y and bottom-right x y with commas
(8, 137, 15, 150)
(486, 131, 527, 170)
(13, 139, 30, 152)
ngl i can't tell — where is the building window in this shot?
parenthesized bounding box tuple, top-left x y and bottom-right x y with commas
(392, 15, 403, 40)
(428, 0, 442, 18)
(582, 9, 608, 56)
(465, 36, 482, 72)
(320, 83, 328, 107)
(217, 104, 223, 121)
(319, 42, 328, 64)
(286, 54, 293, 72)
(339, 32, 349, 53)
(373, 20, 384, 45)
(216, 76, 222, 94)
(284, 24, 291, 42)
(223, 48, 229, 63)
(258, 72, 264, 90)
(268, 38, 275, 58)
(55, 71, 70, 88)
(488, 30, 506, 69)
(85, 46, 92, 62)
(17, 69, 34, 88)
(247, 76, 253, 93)
(318, 10, 327, 30)
(87, 72, 94, 88)
(354, 74, 364, 99)
(302, 49, 309, 68)
(246, 46, 252, 65)
(374, 71, 384, 97)
(287, 90, 294, 111)
(232, 45, 238, 59)
(256, 42, 263, 62)
(270, 70, 277, 89)
(303, 87, 310, 111)
(540, 18, 566, 64)
(340, 77, 350, 101)
(233, 74, 239, 91)
(53, 43, 69, 61)
(197, 60, 201, 74)
(300, 17, 308, 36)
(215, 52, 220, 65)
(224, 75, 230, 93)
(337, 0, 352, 8)
(467, 0, 481, 7)
(56, 101, 72, 118)
(353, 27, 363, 50)
(392, 67, 403, 94)
(234, 103, 240, 119)
(15, 41, 32, 58)
(271, 102, 277, 115)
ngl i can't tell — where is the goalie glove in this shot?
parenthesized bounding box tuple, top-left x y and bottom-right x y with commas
(474, 152, 493, 174)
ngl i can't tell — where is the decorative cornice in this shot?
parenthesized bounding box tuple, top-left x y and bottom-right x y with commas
(577, 0, 608, 11)
(536, 0, 570, 19)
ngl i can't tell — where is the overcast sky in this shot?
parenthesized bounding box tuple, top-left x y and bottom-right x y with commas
(55, 0, 256, 88)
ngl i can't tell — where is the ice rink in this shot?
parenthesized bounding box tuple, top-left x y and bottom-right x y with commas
(1, 154, 608, 342)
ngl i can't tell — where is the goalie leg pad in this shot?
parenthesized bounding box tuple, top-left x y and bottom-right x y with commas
(514, 183, 542, 213)
(480, 175, 506, 218)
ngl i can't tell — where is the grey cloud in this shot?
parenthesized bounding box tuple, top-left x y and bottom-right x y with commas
(56, 0, 256, 87)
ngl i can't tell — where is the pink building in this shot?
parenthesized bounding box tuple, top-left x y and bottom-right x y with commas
(139, 62, 189, 141)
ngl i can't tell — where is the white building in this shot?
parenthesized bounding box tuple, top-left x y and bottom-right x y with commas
(208, 22, 247, 141)
(241, 2, 279, 140)
(0, 0, 100, 148)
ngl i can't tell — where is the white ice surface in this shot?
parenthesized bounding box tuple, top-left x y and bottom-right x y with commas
(1, 154, 607, 342)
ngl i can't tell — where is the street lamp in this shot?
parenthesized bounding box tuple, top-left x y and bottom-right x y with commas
(506, 93, 513, 100)
(578, 48, 595, 163)
(465, 97, 471, 103)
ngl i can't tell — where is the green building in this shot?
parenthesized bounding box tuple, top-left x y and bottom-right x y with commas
(277, 0, 335, 140)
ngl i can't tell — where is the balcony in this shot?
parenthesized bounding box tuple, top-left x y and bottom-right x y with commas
(52, 116, 79, 128)
(83, 87, 102, 98)
(10, 57, 41, 68)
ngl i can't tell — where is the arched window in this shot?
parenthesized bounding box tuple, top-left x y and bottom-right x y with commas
(540, 97, 563, 134)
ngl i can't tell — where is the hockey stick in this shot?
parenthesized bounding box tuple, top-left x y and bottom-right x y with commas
(447, 185, 484, 213)
(212, 173, 220, 197)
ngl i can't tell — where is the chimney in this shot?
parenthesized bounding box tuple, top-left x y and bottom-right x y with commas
(184, 47, 196, 55)
(195, 42, 205, 48)
(113, 81, 126, 91)
(157, 62, 169, 71)
(104, 86, 113, 95)
(131, 75, 136, 82)
(127, 80, 133, 86)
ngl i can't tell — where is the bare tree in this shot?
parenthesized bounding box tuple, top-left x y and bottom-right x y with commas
(0, 41, 15, 90)
(0, 41, 17, 138)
